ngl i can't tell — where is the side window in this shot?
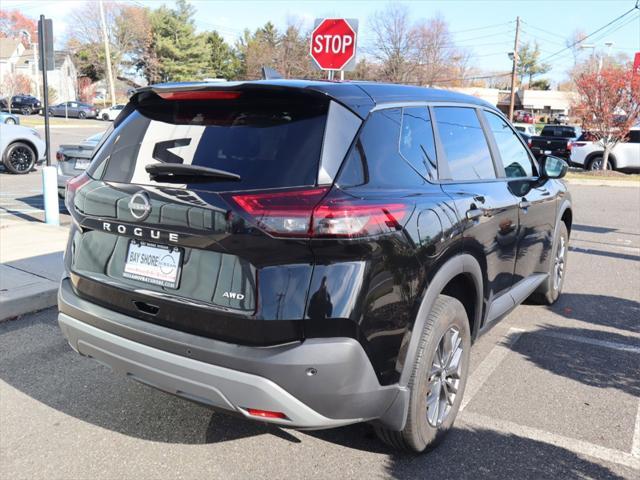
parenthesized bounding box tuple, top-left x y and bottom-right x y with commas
(484, 111, 534, 178)
(627, 130, 640, 143)
(337, 108, 424, 189)
(434, 107, 496, 181)
(400, 107, 437, 181)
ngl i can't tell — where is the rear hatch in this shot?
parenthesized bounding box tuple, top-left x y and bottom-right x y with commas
(65, 84, 362, 345)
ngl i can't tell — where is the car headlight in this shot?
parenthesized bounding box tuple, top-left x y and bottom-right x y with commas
(30, 129, 41, 139)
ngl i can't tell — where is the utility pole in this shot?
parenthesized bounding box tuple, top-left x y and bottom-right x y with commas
(99, 0, 116, 107)
(508, 16, 520, 122)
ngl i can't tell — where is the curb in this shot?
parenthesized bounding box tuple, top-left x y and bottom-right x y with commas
(565, 178, 640, 188)
(0, 279, 58, 322)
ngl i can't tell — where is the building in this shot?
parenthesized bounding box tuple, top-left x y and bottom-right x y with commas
(450, 86, 578, 120)
(0, 37, 77, 102)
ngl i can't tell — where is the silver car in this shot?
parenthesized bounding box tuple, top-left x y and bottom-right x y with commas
(56, 131, 105, 196)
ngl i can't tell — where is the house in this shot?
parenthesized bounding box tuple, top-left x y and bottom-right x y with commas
(0, 37, 77, 102)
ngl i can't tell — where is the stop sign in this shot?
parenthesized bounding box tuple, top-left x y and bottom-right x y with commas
(310, 18, 357, 71)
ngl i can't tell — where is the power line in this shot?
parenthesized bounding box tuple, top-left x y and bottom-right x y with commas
(539, 5, 639, 63)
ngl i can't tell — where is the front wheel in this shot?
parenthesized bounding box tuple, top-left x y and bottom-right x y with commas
(102, 113, 110, 121)
(374, 295, 471, 452)
(3, 142, 36, 174)
(531, 222, 569, 305)
(78, 111, 86, 119)
(21, 107, 32, 115)
(5, 117, 16, 125)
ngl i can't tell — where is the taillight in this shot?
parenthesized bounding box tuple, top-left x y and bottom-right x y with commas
(311, 193, 407, 238)
(157, 90, 242, 101)
(527, 138, 532, 147)
(567, 141, 572, 151)
(65, 172, 90, 210)
(229, 188, 409, 238)
(56, 150, 64, 161)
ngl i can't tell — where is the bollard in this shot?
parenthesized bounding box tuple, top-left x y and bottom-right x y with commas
(42, 165, 60, 226)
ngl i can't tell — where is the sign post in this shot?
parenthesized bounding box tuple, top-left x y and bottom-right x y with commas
(310, 18, 358, 80)
(38, 16, 59, 226)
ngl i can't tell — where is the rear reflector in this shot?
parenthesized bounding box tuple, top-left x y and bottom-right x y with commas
(572, 142, 587, 147)
(230, 187, 409, 238)
(156, 91, 242, 101)
(246, 408, 288, 420)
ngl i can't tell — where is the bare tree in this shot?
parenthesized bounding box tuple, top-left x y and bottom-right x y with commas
(566, 29, 588, 67)
(0, 73, 32, 113)
(369, 3, 417, 82)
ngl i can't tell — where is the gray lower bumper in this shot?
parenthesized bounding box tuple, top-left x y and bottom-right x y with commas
(57, 278, 408, 430)
(59, 313, 359, 428)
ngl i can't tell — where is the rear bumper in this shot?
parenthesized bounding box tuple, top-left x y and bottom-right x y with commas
(58, 278, 407, 430)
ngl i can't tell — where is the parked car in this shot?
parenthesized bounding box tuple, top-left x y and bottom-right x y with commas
(571, 127, 640, 171)
(0, 94, 42, 115)
(530, 125, 582, 160)
(513, 123, 537, 137)
(550, 113, 569, 125)
(56, 131, 105, 196)
(514, 110, 534, 124)
(48, 101, 98, 119)
(0, 111, 19, 125)
(0, 124, 46, 174)
(98, 104, 126, 121)
(58, 81, 572, 453)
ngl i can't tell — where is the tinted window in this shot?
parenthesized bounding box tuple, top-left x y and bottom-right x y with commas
(92, 97, 328, 192)
(485, 111, 534, 178)
(337, 109, 424, 189)
(400, 107, 437, 181)
(435, 107, 495, 181)
(627, 130, 640, 143)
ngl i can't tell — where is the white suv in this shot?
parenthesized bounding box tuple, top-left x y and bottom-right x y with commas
(571, 127, 640, 171)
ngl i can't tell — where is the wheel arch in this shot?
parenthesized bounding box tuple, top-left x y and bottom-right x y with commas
(398, 253, 483, 389)
(585, 151, 616, 169)
(4, 138, 38, 161)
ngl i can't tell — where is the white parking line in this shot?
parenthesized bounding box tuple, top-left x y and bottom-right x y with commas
(461, 411, 640, 470)
(460, 328, 523, 412)
(511, 328, 640, 354)
(633, 401, 640, 459)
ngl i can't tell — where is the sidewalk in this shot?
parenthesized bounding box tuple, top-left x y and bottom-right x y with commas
(0, 218, 68, 321)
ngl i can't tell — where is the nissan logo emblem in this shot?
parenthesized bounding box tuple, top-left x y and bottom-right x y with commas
(128, 191, 152, 220)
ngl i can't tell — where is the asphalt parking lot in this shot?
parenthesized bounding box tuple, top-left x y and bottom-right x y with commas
(0, 127, 639, 478)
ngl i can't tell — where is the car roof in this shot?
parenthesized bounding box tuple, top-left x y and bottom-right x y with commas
(134, 79, 496, 118)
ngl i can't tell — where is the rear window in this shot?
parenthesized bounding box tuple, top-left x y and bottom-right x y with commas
(89, 95, 329, 192)
(541, 126, 575, 138)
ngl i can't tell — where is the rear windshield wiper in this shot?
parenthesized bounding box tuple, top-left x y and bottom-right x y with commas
(146, 164, 241, 183)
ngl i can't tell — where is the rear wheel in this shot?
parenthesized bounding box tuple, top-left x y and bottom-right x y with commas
(21, 107, 32, 115)
(3, 142, 36, 174)
(102, 113, 110, 121)
(374, 295, 471, 452)
(587, 155, 613, 171)
(5, 117, 16, 125)
(48, 109, 54, 117)
(78, 111, 86, 119)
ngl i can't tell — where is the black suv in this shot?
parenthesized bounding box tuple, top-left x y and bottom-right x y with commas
(0, 94, 42, 115)
(58, 81, 572, 452)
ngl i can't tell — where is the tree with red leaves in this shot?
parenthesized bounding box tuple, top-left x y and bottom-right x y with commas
(0, 9, 37, 46)
(0, 73, 33, 112)
(574, 65, 640, 170)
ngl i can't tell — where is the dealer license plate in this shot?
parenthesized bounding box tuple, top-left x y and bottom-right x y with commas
(123, 241, 182, 288)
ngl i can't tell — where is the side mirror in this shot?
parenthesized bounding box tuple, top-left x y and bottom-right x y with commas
(540, 155, 568, 180)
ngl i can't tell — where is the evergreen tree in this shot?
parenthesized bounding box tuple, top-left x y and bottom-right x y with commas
(206, 31, 240, 80)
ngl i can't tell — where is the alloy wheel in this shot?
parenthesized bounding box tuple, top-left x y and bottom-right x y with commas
(8, 146, 34, 172)
(426, 326, 463, 427)
(553, 235, 566, 291)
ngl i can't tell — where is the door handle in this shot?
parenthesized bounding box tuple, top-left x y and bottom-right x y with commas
(466, 208, 485, 220)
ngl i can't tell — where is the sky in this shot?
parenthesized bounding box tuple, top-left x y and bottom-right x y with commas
(5, 0, 640, 84)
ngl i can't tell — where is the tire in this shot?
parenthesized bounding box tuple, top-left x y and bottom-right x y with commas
(530, 222, 569, 305)
(374, 295, 471, 452)
(5, 118, 16, 125)
(78, 111, 86, 119)
(3, 142, 36, 174)
(48, 109, 54, 117)
(21, 107, 32, 115)
(587, 155, 613, 171)
(102, 113, 110, 121)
